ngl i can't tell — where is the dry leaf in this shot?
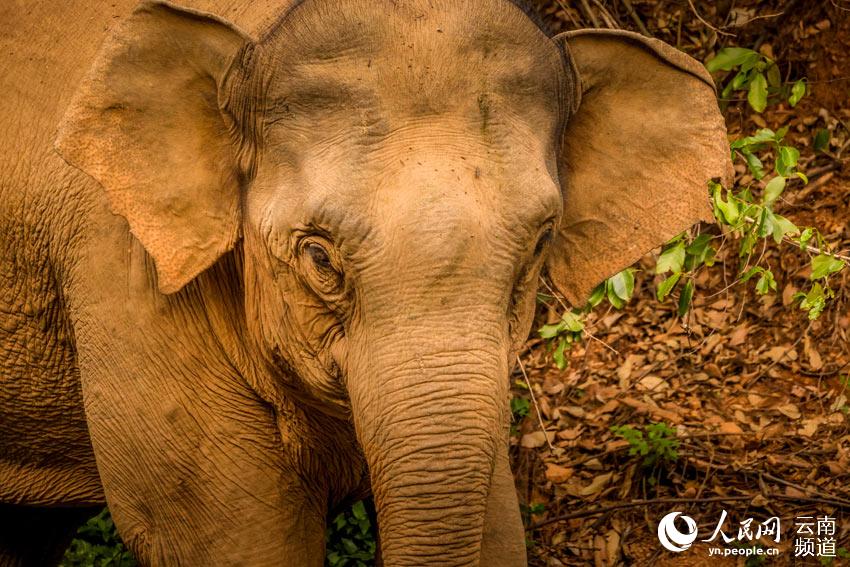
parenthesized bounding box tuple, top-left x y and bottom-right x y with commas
(804, 337, 823, 370)
(637, 375, 667, 391)
(785, 485, 807, 498)
(719, 422, 744, 435)
(521, 431, 553, 448)
(606, 530, 621, 565)
(557, 427, 582, 441)
(729, 324, 749, 346)
(701, 334, 724, 355)
(751, 494, 769, 506)
(580, 473, 613, 497)
(595, 400, 620, 415)
(798, 417, 824, 437)
(776, 403, 801, 420)
(763, 345, 797, 362)
(545, 463, 573, 484)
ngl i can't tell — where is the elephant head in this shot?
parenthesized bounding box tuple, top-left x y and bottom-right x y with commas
(56, 0, 731, 563)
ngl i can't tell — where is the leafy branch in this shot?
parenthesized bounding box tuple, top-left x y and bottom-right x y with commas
(539, 46, 846, 367)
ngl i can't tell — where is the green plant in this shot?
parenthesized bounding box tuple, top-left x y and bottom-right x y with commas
(538, 45, 847, 368)
(511, 396, 531, 421)
(61, 508, 135, 567)
(611, 422, 679, 468)
(325, 500, 376, 567)
(64, 502, 380, 567)
(707, 47, 805, 112)
(520, 502, 546, 526)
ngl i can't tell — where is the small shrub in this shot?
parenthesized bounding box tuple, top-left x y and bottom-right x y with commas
(611, 422, 679, 468)
(61, 508, 135, 567)
(325, 500, 376, 567)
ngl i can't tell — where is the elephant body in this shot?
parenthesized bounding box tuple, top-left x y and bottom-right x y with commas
(0, 1, 731, 565)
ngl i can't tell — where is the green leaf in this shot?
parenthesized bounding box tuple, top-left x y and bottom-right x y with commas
(606, 280, 625, 309)
(799, 228, 814, 250)
(686, 233, 712, 256)
(678, 279, 694, 317)
(609, 269, 636, 302)
(553, 337, 568, 370)
(795, 171, 809, 184)
(763, 176, 786, 205)
(788, 79, 806, 107)
(813, 128, 830, 152)
(757, 208, 776, 239)
(772, 214, 799, 243)
(739, 231, 757, 257)
(342, 538, 359, 555)
(538, 323, 562, 339)
(731, 69, 750, 90)
(656, 242, 686, 274)
(766, 63, 781, 87)
(657, 272, 682, 301)
(351, 501, 367, 521)
(776, 145, 800, 176)
(740, 266, 763, 282)
(706, 48, 760, 72)
(743, 150, 766, 179)
(747, 72, 768, 112)
(755, 270, 777, 295)
(561, 310, 585, 333)
(712, 185, 740, 225)
(730, 128, 775, 150)
(796, 283, 827, 320)
(811, 254, 846, 280)
(685, 234, 715, 269)
(586, 283, 606, 308)
(511, 397, 531, 419)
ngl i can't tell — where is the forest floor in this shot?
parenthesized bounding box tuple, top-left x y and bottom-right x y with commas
(515, 1, 850, 565)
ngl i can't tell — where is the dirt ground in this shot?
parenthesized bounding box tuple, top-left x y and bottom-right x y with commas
(514, 1, 850, 565)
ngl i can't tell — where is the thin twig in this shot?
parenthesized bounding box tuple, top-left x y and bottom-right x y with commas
(733, 11, 785, 27)
(687, 0, 735, 36)
(528, 496, 753, 529)
(577, 0, 600, 27)
(538, 277, 620, 355)
(529, 493, 850, 529)
(741, 215, 850, 262)
(590, 0, 619, 28)
(620, 0, 650, 36)
(516, 355, 554, 451)
(554, 0, 581, 27)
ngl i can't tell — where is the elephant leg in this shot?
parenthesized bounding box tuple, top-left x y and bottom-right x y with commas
(480, 449, 527, 566)
(0, 504, 96, 567)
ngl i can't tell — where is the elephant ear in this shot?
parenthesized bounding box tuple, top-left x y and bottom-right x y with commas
(547, 29, 733, 306)
(56, 0, 250, 294)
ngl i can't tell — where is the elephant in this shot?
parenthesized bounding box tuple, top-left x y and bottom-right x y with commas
(0, 0, 732, 564)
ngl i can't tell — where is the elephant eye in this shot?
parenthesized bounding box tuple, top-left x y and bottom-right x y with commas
(306, 242, 333, 271)
(299, 237, 344, 297)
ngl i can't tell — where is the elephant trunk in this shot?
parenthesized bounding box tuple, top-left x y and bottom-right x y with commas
(346, 330, 508, 566)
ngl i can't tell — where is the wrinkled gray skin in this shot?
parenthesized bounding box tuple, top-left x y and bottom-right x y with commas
(0, 0, 730, 565)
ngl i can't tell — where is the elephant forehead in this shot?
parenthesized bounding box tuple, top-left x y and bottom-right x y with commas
(256, 0, 564, 119)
